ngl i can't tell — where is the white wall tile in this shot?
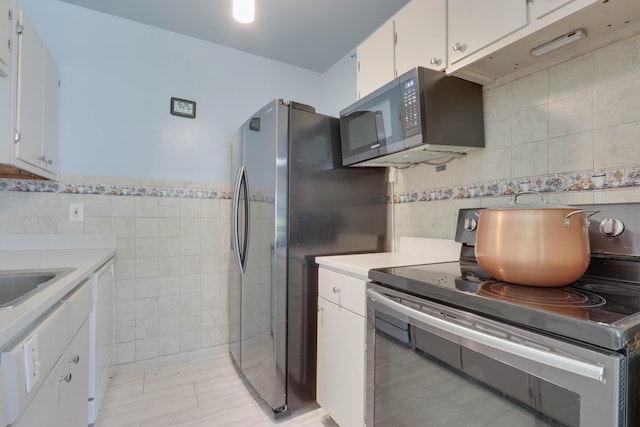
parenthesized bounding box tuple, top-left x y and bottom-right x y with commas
(159, 218, 180, 237)
(549, 132, 594, 173)
(594, 122, 640, 168)
(135, 218, 159, 237)
(548, 92, 593, 138)
(181, 199, 201, 218)
(594, 77, 640, 129)
(111, 197, 135, 217)
(511, 105, 548, 145)
(25, 216, 57, 234)
(484, 116, 512, 150)
(158, 237, 180, 257)
(549, 53, 594, 102)
(135, 337, 159, 360)
(159, 198, 181, 218)
(594, 35, 640, 88)
(158, 256, 181, 277)
(135, 257, 158, 278)
(136, 238, 158, 257)
(511, 70, 549, 111)
(84, 217, 111, 233)
(136, 197, 159, 217)
(84, 194, 110, 217)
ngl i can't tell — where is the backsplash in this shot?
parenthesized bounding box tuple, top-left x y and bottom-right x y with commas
(393, 32, 640, 241)
(0, 177, 231, 199)
(393, 166, 640, 203)
(0, 175, 232, 368)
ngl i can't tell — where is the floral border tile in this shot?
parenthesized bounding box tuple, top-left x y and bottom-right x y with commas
(2, 165, 639, 205)
(0, 178, 232, 199)
(392, 166, 640, 204)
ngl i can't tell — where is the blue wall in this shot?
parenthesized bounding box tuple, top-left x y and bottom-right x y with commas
(19, 0, 357, 183)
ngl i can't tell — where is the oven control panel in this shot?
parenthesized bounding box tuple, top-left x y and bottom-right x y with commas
(455, 208, 482, 245)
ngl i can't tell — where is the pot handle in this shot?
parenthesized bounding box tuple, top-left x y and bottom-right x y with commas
(564, 210, 599, 227)
(512, 191, 546, 205)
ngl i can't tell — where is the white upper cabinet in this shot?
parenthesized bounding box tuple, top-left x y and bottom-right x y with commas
(395, 0, 446, 75)
(447, 0, 528, 66)
(0, 0, 9, 76)
(531, 0, 577, 19)
(0, 3, 60, 180)
(15, 8, 60, 177)
(356, 19, 394, 99)
(356, 0, 446, 99)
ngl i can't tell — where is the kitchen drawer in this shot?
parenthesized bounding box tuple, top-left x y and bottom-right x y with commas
(318, 268, 366, 316)
(60, 279, 92, 342)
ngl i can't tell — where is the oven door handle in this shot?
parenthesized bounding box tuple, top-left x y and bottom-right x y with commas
(367, 288, 605, 383)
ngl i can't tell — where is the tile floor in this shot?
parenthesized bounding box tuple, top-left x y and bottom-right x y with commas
(95, 353, 339, 427)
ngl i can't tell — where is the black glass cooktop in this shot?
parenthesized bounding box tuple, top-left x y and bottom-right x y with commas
(369, 261, 640, 351)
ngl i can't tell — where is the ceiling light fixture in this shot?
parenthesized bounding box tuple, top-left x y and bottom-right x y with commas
(530, 29, 587, 57)
(233, 0, 255, 24)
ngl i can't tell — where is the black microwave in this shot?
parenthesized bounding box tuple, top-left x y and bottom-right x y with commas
(339, 67, 485, 167)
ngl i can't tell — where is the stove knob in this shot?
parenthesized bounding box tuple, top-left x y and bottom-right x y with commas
(599, 217, 625, 237)
(464, 218, 477, 231)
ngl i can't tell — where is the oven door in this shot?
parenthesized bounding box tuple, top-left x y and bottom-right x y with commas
(366, 284, 626, 427)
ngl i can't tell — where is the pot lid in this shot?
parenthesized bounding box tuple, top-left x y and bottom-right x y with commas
(484, 192, 575, 211)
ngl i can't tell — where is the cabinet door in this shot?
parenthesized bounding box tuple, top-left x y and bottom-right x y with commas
(40, 46, 59, 174)
(65, 320, 90, 427)
(395, 0, 446, 75)
(448, 0, 527, 65)
(0, 0, 9, 74)
(317, 297, 366, 427)
(14, 9, 43, 169)
(13, 356, 66, 427)
(356, 19, 394, 99)
(532, 0, 576, 19)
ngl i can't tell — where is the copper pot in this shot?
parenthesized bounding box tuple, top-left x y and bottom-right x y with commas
(475, 192, 597, 287)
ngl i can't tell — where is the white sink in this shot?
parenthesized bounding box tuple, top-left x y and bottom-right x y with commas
(0, 268, 74, 309)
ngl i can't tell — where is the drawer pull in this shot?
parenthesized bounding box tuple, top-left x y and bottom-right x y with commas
(69, 355, 80, 364)
(332, 286, 340, 293)
(60, 373, 72, 383)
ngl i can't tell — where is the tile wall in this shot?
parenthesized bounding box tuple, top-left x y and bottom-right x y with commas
(0, 175, 232, 367)
(392, 32, 640, 241)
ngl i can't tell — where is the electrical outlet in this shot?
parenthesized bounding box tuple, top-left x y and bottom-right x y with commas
(23, 335, 40, 393)
(69, 202, 84, 222)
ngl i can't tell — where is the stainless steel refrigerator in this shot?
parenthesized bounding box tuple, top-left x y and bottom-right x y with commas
(229, 99, 387, 417)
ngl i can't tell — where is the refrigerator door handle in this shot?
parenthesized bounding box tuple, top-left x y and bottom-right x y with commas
(232, 165, 249, 273)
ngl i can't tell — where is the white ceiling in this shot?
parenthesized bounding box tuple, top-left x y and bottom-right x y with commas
(57, 0, 410, 73)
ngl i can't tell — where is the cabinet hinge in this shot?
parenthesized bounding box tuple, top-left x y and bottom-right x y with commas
(16, 23, 23, 35)
(14, 130, 20, 143)
(357, 60, 360, 72)
(394, 32, 398, 45)
(7, 38, 9, 51)
(8, 9, 11, 21)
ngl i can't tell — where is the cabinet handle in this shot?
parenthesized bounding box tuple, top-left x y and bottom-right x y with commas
(430, 57, 442, 66)
(452, 42, 466, 52)
(47, 159, 53, 165)
(38, 155, 46, 162)
(69, 355, 80, 364)
(60, 372, 72, 383)
(332, 286, 340, 293)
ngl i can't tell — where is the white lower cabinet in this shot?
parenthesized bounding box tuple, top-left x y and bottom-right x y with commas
(317, 267, 366, 427)
(14, 320, 89, 427)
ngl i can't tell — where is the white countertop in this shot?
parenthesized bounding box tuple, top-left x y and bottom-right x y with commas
(0, 235, 116, 348)
(316, 237, 461, 278)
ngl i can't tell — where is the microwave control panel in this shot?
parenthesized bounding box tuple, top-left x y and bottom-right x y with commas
(402, 78, 420, 137)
